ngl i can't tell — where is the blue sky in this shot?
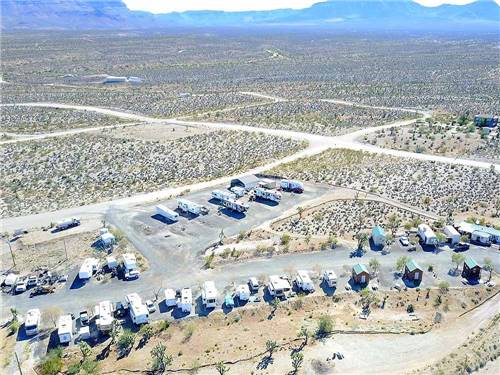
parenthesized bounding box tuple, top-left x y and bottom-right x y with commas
(123, 0, 493, 14)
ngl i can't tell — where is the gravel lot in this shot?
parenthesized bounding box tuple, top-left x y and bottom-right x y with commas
(0, 130, 305, 217)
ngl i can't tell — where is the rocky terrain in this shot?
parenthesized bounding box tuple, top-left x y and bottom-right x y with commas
(269, 148, 500, 218)
(0, 105, 129, 134)
(196, 100, 416, 136)
(0, 130, 304, 217)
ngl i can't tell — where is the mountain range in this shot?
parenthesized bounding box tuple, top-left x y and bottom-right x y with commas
(1, 0, 499, 31)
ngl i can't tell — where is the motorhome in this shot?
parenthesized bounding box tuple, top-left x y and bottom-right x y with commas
(221, 198, 249, 213)
(24, 309, 41, 336)
(323, 270, 337, 288)
(211, 189, 237, 202)
(202, 281, 218, 308)
(280, 179, 304, 193)
(267, 275, 291, 298)
(295, 270, 315, 293)
(155, 204, 179, 222)
(78, 258, 99, 280)
(254, 187, 282, 203)
(56, 217, 80, 231)
(235, 284, 250, 301)
(125, 293, 149, 325)
(417, 224, 438, 245)
(58, 314, 73, 344)
(164, 288, 177, 307)
(177, 288, 193, 313)
(94, 300, 114, 333)
(177, 199, 209, 215)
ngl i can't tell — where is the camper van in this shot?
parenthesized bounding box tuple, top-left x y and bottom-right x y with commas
(122, 253, 140, 280)
(267, 275, 291, 298)
(177, 288, 193, 313)
(24, 309, 41, 336)
(126, 293, 149, 325)
(295, 270, 315, 293)
(323, 270, 337, 288)
(155, 204, 179, 222)
(235, 284, 251, 301)
(177, 199, 209, 215)
(202, 281, 218, 308)
(58, 315, 73, 344)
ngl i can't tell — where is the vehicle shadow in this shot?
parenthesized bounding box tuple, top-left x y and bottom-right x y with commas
(151, 214, 177, 225)
(320, 280, 336, 296)
(219, 208, 246, 220)
(253, 197, 279, 207)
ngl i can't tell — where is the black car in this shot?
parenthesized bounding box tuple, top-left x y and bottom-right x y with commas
(454, 242, 470, 252)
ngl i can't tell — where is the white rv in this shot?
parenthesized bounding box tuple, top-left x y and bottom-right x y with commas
(444, 225, 460, 245)
(177, 288, 193, 313)
(125, 293, 149, 325)
(417, 224, 438, 245)
(235, 284, 250, 301)
(24, 308, 41, 336)
(295, 270, 315, 293)
(79, 258, 99, 280)
(323, 270, 337, 288)
(254, 188, 282, 203)
(267, 275, 291, 298)
(56, 217, 80, 230)
(230, 186, 246, 198)
(211, 190, 237, 202)
(202, 281, 218, 308)
(164, 288, 177, 307)
(94, 300, 114, 333)
(58, 314, 73, 344)
(155, 204, 179, 222)
(280, 179, 304, 193)
(221, 199, 249, 213)
(177, 199, 209, 215)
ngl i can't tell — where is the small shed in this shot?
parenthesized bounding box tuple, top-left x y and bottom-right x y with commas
(352, 264, 370, 284)
(462, 256, 481, 279)
(100, 232, 116, 246)
(371, 225, 386, 247)
(404, 259, 423, 282)
(444, 225, 460, 245)
(230, 175, 260, 190)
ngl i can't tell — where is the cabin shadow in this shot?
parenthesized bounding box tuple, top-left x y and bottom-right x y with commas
(219, 208, 246, 220)
(253, 197, 279, 207)
(151, 214, 177, 225)
(402, 278, 421, 288)
(348, 278, 366, 292)
(420, 243, 439, 253)
(368, 238, 384, 252)
(158, 300, 172, 314)
(464, 277, 480, 286)
(320, 280, 336, 296)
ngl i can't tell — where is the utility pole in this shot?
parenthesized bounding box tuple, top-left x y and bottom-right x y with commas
(1, 237, 15, 267)
(14, 352, 22, 375)
(63, 239, 68, 260)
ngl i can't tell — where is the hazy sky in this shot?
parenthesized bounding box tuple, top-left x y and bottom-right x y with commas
(123, 0, 494, 14)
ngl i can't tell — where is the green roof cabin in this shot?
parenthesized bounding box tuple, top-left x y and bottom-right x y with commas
(462, 256, 481, 279)
(404, 259, 423, 282)
(352, 263, 370, 284)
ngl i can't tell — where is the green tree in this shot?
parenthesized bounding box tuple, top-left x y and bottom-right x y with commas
(297, 326, 310, 346)
(10, 307, 18, 322)
(354, 232, 369, 251)
(39, 349, 64, 375)
(369, 258, 380, 275)
(150, 342, 172, 374)
(438, 281, 450, 293)
(139, 324, 154, 345)
(290, 351, 304, 374)
(483, 258, 493, 282)
(316, 315, 333, 337)
(451, 253, 465, 271)
(266, 340, 278, 358)
(117, 329, 135, 357)
(78, 341, 92, 362)
(396, 256, 409, 274)
(280, 233, 291, 246)
(215, 361, 229, 375)
(387, 214, 401, 238)
(297, 206, 304, 219)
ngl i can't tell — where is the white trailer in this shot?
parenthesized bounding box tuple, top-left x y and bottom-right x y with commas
(444, 225, 460, 245)
(268, 275, 291, 298)
(323, 270, 337, 288)
(56, 217, 80, 230)
(163, 288, 176, 307)
(211, 190, 237, 202)
(202, 281, 218, 308)
(3, 273, 18, 287)
(472, 230, 491, 245)
(280, 179, 304, 193)
(221, 199, 249, 213)
(295, 270, 315, 292)
(177, 199, 209, 215)
(125, 293, 149, 325)
(230, 186, 246, 198)
(58, 314, 73, 344)
(254, 188, 282, 203)
(94, 300, 114, 333)
(417, 224, 438, 245)
(106, 256, 117, 270)
(177, 288, 193, 313)
(79, 258, 99, 280)
(235, 284, 250, 301)
(155, 204, 179, 222)
(25, 308, 41, 336)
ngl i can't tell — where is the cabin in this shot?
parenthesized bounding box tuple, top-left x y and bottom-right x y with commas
(352, 263, 370, 284)
(404, 259, 423, 282)
(443, 225, 460, 245)
(458, 222, 500, 244)
(230, 175, 260, 190)
(474, 114, 498, 128)
(462, 256, 481, 280)
(371, 225, 386, 247)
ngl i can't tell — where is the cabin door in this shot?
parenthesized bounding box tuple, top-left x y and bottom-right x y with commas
(361, 275, 366, 283)
(414, 272, 420, 280)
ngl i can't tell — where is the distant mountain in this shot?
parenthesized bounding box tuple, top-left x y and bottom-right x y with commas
(2, 0, 499, 31)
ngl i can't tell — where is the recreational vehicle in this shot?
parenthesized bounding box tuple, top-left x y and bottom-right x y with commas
(24, 309, 41, 336)
(94, 300, 114, 333)
(177, 288, 193, 313)
(267, 275, 291, 298)
(202, 281, 218, 308)
(221, 198, 249, 213)
(295, 270, 315, 292)
(280, 179, 304, 193)
(122, 253, 140, 279)
(211, 189, 237, 202)
(254, 187, 282, 203)
(235, 284, 251, 301)
(164, 288, 177, 307)
(417, 224, 438, 245)
(177, 199, 209, 215)
(78, 258, 99, 280)
(155, 204, 179, 222)
(323, 270, 337, 288)
(125, 293, 149, 325)
(58, 314, 73, 344)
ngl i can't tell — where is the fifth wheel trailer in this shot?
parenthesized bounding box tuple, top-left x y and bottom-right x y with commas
(221, 199, 249, 213)
(417, 224, 438, 245)
(125, 293, 149, 325)
(211, 190, 236, 202)
(56, 217, 80, 231)
(253, 188, 282, 203)
(177, 199, 209, 215)
(155, 204, 179, 222)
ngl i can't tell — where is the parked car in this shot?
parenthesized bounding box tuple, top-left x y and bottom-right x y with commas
(454, 242, 470, 252)
(27, 275, 38, 288)
(248, 277, 259, 291)
(125, 269, 140, 280)
(15, 278, 28, 293)
(145, 300, 156, 313)
(399, 236, 410, 246)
